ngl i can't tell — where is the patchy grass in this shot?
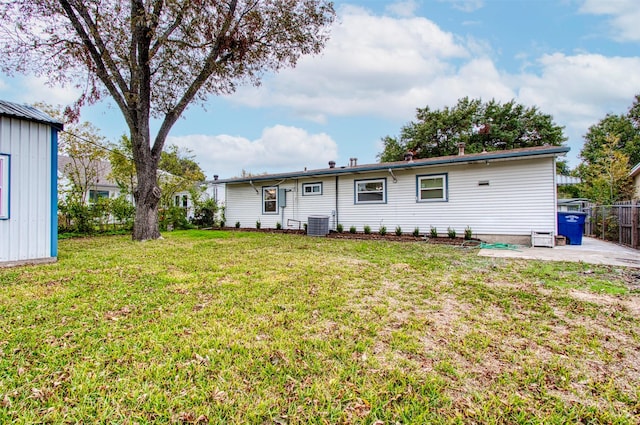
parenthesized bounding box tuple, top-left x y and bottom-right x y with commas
(0, 230, 638, 424)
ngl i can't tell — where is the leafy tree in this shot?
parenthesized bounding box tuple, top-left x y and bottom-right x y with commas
(109, 135, 138, 199)
(577, 136, 634, 204)
(36, 103, 109, 206)
(158, 145, 206, 210)
(378, 97, 566, 162)
(1, 0, 335, 240)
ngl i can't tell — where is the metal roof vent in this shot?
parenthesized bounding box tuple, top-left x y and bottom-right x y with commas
(329, 161, 336, 168)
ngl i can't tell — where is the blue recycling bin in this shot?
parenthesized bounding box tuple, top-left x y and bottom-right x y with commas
(557, 211, 587, 245)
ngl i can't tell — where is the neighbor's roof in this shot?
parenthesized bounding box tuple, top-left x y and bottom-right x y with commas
(0, 100, 64, 130)
(214, 145, 570, 184)
(631, 162, 640, 178)
(58, 156, 119, 188)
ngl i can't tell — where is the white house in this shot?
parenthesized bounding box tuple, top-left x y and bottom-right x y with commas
(220, 145, 570, 245)
(0, 100, 63, 266)
(58, 156, 123, 203)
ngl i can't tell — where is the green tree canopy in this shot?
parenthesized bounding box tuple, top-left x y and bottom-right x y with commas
(378, 97, 567, 162)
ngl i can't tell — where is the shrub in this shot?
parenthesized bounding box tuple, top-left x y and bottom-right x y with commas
(303, 223, 308, 232)
(430, 226, 438, 238)
(447, 227, 456, 238)
(220, 221, 225, 228)
(464, 226, 473, 240)
(395, 226, 402, 236)
(336, 223, 344, 233)
(256, 220, 261, 229)
(413, 227, 420, 237)
(349, 225, 357, 234)
(276, 222, 282, 230)
(363, 225, 371, 235)
(235, 221, 241, 228)
(379, 226, 387, 236)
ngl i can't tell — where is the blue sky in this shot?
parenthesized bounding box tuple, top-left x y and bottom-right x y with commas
(2, 0, 640, 179)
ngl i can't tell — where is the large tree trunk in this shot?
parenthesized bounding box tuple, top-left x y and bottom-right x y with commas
(132, 167, 162, 241)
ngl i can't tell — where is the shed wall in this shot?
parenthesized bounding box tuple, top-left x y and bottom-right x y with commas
(0, 117, 55, 262)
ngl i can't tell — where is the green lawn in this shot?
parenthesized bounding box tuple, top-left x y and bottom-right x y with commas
(1, 230, 638, 424)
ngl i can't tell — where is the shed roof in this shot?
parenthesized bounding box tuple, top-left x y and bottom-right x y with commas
(214, 145, 570, 185)
(0, 100, 64, 130)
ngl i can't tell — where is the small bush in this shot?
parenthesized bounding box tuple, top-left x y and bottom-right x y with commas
(395, 226, 402, 236)
(364, 225, 371, 235)
(276, 222, 282, 230)
(413, 227, 420, 237)
(220, 221, 226, 228)
(379, 226, 387, 236)
(336, 223, 344, 233)
(235, 221, 241, 228)
(304, 223, 308, 232)
(447, 227, 456, 238)
(430, 227, 438, 238)
(256, 220, 261, 229)
(349, 225, 357, 234)
(464, 226, 473, 240)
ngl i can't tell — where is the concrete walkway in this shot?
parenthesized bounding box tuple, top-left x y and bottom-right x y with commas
(478, 237, 640, 268)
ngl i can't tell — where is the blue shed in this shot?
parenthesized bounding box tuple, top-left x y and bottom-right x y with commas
(0, 100, 63, 266)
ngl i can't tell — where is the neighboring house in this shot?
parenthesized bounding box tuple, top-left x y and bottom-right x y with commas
(631, 162, 640, 200)
(0, 100, 63, 266)
(58, 156, 123, 203)
(557, 198, 590, 212)
(220, 145, 570, 245)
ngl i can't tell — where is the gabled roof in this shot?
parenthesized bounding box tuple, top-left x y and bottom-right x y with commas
(0, 100, 64, 130)
(215, 145, 570, 184)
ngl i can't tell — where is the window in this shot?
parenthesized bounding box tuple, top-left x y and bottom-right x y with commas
(417, 174, 447, 202)
(302, 182, 322, 196)
(262, 186, 278, 214)
(0, 154, 9, 219)
(89, 190, 110, 203)
(182, 195, 188, 208)
(355, 178, 386, 204)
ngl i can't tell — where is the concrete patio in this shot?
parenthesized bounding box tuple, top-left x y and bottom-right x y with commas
(478, 236, 640, 268)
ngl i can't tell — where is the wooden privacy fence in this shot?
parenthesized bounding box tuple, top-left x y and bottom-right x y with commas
(583, 201, 639, 250)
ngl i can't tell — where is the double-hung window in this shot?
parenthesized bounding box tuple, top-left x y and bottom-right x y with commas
(355, 178, 386, 204)
(0, 154, 9, 219)
(417, 174, 447, 202)
(302, 182, 322, 196)
(262, 186, 278, 214)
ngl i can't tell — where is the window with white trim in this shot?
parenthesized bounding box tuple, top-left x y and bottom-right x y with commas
(417, 174, 447, 202)
(355, 178, 386, 204)
(302, 182, 322, 196)
(262, 186, 278, 214)
(0, 154, 9, 219)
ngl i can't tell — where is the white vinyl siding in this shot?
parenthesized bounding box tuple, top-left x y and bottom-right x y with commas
(0, 117, 53, 262)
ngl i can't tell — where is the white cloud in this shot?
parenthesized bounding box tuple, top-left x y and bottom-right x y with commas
(167, 125, 339, 179)
(579, 0, 640, 42)
(385, 0, 419, 17)
(230, 5, 471, 120)
(439, 0, 484, 13)
(14, 76, 81, 106)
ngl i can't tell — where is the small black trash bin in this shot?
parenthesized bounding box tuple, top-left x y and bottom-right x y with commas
(557, 211, 587, 245)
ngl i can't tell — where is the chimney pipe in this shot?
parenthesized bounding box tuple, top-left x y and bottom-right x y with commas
(404, 151, 414, 162)
(457, 142, 465, 156)
(329, 161, 336, 168)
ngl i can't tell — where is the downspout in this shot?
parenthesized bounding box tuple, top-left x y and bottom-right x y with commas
(335, 175, 339, 230)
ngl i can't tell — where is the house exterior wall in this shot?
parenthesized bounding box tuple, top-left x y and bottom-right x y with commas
(0, 116, 57, 264)
(224, 156, 558, 241)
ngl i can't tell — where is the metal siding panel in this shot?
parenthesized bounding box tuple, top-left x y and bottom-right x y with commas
(0, 118, 53, 262)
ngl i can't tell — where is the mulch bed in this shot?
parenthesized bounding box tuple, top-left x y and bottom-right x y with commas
(220, 227, 480, 246)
